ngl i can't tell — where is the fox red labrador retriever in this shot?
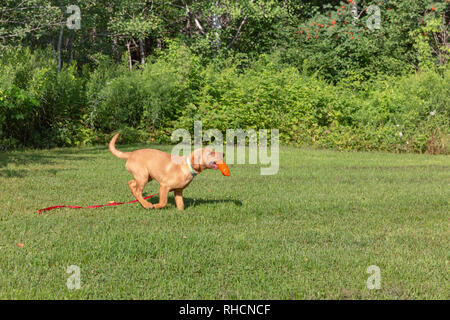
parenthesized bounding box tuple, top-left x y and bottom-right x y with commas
(109, 133, 224, 210)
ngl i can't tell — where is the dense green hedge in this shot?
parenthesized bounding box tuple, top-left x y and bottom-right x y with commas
(175, 53, 449, 153)
(0, 45, 448, 153)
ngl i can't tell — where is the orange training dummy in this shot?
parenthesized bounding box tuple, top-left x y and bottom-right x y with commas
(216, 160, 230, 176)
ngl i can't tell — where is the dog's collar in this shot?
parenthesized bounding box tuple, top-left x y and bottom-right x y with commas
(186, 156, 197, 177)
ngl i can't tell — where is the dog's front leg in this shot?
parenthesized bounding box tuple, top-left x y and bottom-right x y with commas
(174, 189, 184, 210)
(154, 185, 169, 209)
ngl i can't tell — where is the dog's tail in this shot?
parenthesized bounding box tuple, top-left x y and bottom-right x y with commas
(109, 133, 130, 159)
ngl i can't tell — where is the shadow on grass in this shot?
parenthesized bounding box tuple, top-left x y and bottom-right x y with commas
(0, 144, 160, 170)
(0, 168, 72, 178)
(143, 193, 243, 209)
(183, 197, 243, 208)
(0, 151, 56, 168)
(0, 146, 108, 174)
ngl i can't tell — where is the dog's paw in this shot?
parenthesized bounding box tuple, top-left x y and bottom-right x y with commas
(142, 203, 154, 209)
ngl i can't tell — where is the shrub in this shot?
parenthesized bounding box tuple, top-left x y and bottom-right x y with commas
(0, 47, 87, 149)
(0, 45, 448, 154)
(87, 42, 201, 136)
(173, 53, 449, 153)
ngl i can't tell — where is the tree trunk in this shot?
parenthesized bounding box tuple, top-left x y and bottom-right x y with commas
(226, 15, 247, 50)
(184, 4, 192, 37)
(157, 38, 162, 51)
(57, 23, 64, 72)
(57, 0, 64, 72)
(139, 39, 145, 65)
(112, 36, 119, 60)
(126, 41, 132, 71)
(212, 13, 221, 51)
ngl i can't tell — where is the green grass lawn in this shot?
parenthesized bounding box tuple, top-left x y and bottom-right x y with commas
(0, 145, 448, 299)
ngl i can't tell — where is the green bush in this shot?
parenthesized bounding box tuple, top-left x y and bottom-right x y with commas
(282, 0, 444, 83)
(0, 47, 87, 149)
(174, 54, 449, 153)
(0, 45, 448, 154)
(0, 85, 40, 149)
(87, 42, 201, 135)
(354, 68, 450, 153)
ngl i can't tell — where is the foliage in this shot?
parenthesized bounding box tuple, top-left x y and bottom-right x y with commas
(86, 42, 201, 136)
(285, 0, 448, 82)
(174, 53, 449, 154)
(0, 47, 86, 149)
(0, 1, 449, 153)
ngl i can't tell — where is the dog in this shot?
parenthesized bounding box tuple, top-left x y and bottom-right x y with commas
(109, 133, 224, 210)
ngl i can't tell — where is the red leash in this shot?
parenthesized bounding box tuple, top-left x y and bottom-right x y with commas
(37, 194, 159, 214)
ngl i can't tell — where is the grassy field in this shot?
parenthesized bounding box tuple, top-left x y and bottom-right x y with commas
(0, 144, 448, 299)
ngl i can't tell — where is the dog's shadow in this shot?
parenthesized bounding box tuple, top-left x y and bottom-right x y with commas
(143, 193, 242, 209)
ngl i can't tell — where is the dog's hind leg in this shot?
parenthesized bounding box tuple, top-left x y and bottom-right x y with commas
(128, 177, 154, 209)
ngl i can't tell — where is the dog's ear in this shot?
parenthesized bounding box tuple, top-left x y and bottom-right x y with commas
(192, 149, 204, 166)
